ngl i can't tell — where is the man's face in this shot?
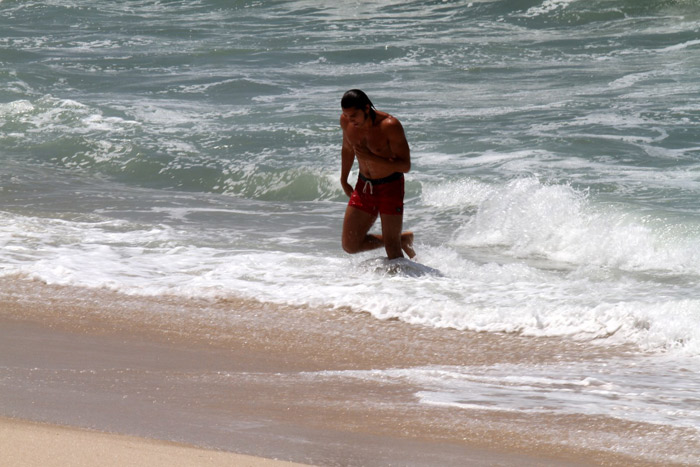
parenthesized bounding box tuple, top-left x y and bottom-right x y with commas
(342, 105, 369, 128)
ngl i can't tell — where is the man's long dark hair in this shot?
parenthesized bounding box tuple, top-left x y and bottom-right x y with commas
(341, 89, 377, 122)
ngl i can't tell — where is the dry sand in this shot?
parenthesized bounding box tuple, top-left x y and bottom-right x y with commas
(1, 416, 304, 467)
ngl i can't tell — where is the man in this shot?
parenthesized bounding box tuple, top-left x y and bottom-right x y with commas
(339, 89, 415, 260)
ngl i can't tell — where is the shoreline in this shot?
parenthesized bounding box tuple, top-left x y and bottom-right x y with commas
(0, 317, 577, 466)
(0, 276, 693, 466)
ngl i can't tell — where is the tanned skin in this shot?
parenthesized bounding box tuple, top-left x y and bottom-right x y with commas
(340, 104, 415, 259)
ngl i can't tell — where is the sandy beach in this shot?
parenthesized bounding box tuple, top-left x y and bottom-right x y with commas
(0, 276, 694, 466)
(0, 416, 304, 467)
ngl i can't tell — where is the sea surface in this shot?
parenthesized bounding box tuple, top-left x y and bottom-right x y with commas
(1, 0, 700, 462)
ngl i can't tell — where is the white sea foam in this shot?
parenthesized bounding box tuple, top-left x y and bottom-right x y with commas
(314, 357, 700, 429)
(420, 178, 495, 208)
(3, 175, 700, 361)
(2, 190, 700, 357)
(659, 39, 700, 52)
(0, 99, 35, 116)
(451, 177, 700, 274)
(0, 96, 139, 140)
(307, 357, 700, 462)
(520, 0, 579, 18)
(608, 71, 662, 90)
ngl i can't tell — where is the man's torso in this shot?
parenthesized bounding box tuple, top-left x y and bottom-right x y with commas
(344, 111, 397, 179)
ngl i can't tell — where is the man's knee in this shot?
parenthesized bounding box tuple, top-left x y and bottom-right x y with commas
(343, 243, 359, 254)
(342, 237, 361, 254)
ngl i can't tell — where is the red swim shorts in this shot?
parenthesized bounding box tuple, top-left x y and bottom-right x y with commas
(348, 172, 404, 216)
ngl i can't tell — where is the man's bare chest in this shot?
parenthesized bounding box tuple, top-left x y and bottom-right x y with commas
(350, 129, 390, 155)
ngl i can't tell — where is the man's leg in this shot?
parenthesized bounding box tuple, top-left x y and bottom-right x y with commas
(379, 213, 405, 260)
(401, 231, 416, 259)
(342, 205, 416, 258)
(342, 205, 382, 254)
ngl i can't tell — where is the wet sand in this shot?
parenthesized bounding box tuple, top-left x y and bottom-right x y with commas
(0, 276, 691, 466)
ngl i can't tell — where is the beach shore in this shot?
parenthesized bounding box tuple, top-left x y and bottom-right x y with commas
(0, 416, 304, 467)
(0, 276, 690, 466)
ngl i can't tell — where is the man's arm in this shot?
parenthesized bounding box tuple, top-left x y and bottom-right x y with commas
(340, 118, 355, 198)
(353, 118, 411, 173)
(385, 118, 410, 173)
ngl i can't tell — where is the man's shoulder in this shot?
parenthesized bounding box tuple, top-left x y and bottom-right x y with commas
(378, 113, 404, 135)
(381, 114, 401, 125)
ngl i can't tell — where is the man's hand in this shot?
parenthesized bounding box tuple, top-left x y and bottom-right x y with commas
(341, 179, 354, 198)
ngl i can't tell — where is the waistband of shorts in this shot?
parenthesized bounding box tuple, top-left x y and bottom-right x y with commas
(358, 172, 404, 185)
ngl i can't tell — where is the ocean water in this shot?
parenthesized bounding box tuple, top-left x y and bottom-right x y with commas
(2, 0, 700, 460)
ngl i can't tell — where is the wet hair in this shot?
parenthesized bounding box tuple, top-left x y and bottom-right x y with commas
(341, 89, 377, 122)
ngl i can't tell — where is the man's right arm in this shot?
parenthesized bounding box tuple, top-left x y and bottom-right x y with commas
(340, 119, 355, 198)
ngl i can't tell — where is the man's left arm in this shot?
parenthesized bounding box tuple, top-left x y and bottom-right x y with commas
(385, 119, 411, 173)
(353, 119, 411, 173)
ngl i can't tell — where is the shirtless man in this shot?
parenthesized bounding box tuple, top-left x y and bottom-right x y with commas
(340, 89, 415, 260)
